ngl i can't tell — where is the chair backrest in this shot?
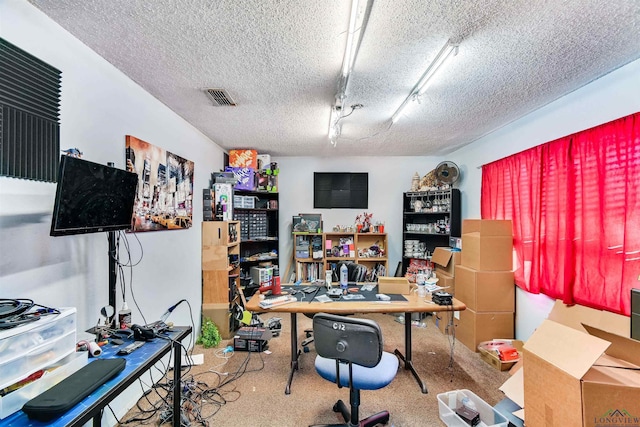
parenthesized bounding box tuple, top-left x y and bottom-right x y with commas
(313, 313, 383, 368)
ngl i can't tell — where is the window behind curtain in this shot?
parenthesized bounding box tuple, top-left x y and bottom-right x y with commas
(481, 112, 640, 315)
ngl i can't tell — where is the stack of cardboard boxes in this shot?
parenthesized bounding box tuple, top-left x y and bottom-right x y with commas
(455, 219, 515, 352)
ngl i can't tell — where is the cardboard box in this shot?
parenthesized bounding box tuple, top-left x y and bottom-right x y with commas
(546, 299, 630, 337)
(462, 219, 513, 236)
(229, 149, 258, 168)
(256, 154, 271, 169)
(522, 320, 640, 427)
(202, 303, 235, 339)
(498, 300, 633, 426)
(431, 247, 462, 277)
(436, 271, 455, 295)
(432, 311, 459, 335)
(213, 183, 234, 220)
(461, 233, 513, 271)
(478, 339, 524, 371)
(456, 309, 514, 352)
(377, 277, 411, 295)
(454, 265, 514, 312)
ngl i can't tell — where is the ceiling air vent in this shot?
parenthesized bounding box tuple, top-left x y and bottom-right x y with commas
(204, 88, 237, 106)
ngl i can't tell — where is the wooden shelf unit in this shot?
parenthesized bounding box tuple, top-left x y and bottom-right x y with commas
(201, 221, 242, 339)
(292, 231, 388, 283)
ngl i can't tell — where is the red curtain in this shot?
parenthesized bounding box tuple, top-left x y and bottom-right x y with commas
(481, 112, 640, 315)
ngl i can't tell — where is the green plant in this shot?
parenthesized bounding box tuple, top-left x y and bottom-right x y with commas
(196, 317, 221, 348)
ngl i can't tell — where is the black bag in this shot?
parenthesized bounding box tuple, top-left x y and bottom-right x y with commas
(22, 358, 126, 421)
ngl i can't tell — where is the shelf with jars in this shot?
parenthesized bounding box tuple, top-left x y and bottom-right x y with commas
(401, 189, 461, 276)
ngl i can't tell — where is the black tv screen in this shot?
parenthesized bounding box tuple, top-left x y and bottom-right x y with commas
(50, 156, 138, 236)
(314, 172, 368, 209)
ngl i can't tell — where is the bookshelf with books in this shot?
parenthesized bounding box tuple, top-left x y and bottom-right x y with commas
(291, 231, 388, 283)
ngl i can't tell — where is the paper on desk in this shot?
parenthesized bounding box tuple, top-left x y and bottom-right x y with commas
(342, 294, 365, 300)
(315, 295, 332, 303)
(425, 283, 444, 293)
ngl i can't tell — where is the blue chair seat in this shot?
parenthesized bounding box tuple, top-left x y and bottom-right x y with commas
(315, 351, 398, 390)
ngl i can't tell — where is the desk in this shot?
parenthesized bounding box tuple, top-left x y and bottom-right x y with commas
(1, 327, 191, 427)
(244, 287, 465, 395)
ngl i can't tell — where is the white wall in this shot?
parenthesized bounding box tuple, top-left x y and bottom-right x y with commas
(2, 4, 639, 420)
(447, 58, 640, 340)
(273, 156, 446, 279)
(0, 1, 225, 423)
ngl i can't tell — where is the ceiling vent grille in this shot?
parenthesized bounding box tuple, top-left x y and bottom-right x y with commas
(204, 88, 237, 106)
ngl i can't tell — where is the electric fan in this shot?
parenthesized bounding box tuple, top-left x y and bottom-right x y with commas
(434, 161, 460, 186)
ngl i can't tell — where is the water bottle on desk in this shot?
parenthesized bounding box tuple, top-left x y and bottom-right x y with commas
(340, 264, 348, 293)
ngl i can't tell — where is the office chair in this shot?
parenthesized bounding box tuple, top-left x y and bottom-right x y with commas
(309, 313, 399, 427)
(301, 263, 360, 352)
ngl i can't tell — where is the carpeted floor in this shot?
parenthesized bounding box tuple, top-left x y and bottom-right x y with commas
(120, 312, 510, 426)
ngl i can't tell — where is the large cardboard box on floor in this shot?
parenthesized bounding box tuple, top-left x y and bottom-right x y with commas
(456, 308, 514, 352)
(455, 265, 515, 312)
(431, 247, 462, 277)
(523, 320, 640, 427)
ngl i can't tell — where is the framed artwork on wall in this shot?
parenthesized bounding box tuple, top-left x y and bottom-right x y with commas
(125, 135, 194, 232)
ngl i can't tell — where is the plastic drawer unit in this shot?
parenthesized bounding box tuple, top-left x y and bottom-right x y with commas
(0, 307, 77, 392)
(0, 351, 87, 419)
(437, 389, 508, 427)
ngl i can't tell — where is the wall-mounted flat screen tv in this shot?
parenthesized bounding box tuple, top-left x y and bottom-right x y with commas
(50, 156, 138, 236)
(314, 172, 368, 209)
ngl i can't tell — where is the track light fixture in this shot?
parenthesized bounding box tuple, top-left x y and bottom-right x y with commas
(328, 0, 372, 146)
(391, 39, 459, 124)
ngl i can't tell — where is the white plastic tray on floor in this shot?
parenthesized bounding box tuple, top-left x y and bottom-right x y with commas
(437, 389, 508, 427)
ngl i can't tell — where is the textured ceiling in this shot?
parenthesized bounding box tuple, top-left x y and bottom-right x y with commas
(28, 0, 640, 157)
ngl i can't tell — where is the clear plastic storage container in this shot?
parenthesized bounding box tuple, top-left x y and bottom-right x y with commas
(0, 350, 87, 419)
(437, 389, 508, 427)
(0, 307, 77, 391)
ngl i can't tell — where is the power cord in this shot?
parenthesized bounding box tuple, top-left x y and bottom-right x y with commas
(0, 299, 60, 329)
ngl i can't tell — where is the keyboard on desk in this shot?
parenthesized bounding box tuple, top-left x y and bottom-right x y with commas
(259, 295, 298, 309)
